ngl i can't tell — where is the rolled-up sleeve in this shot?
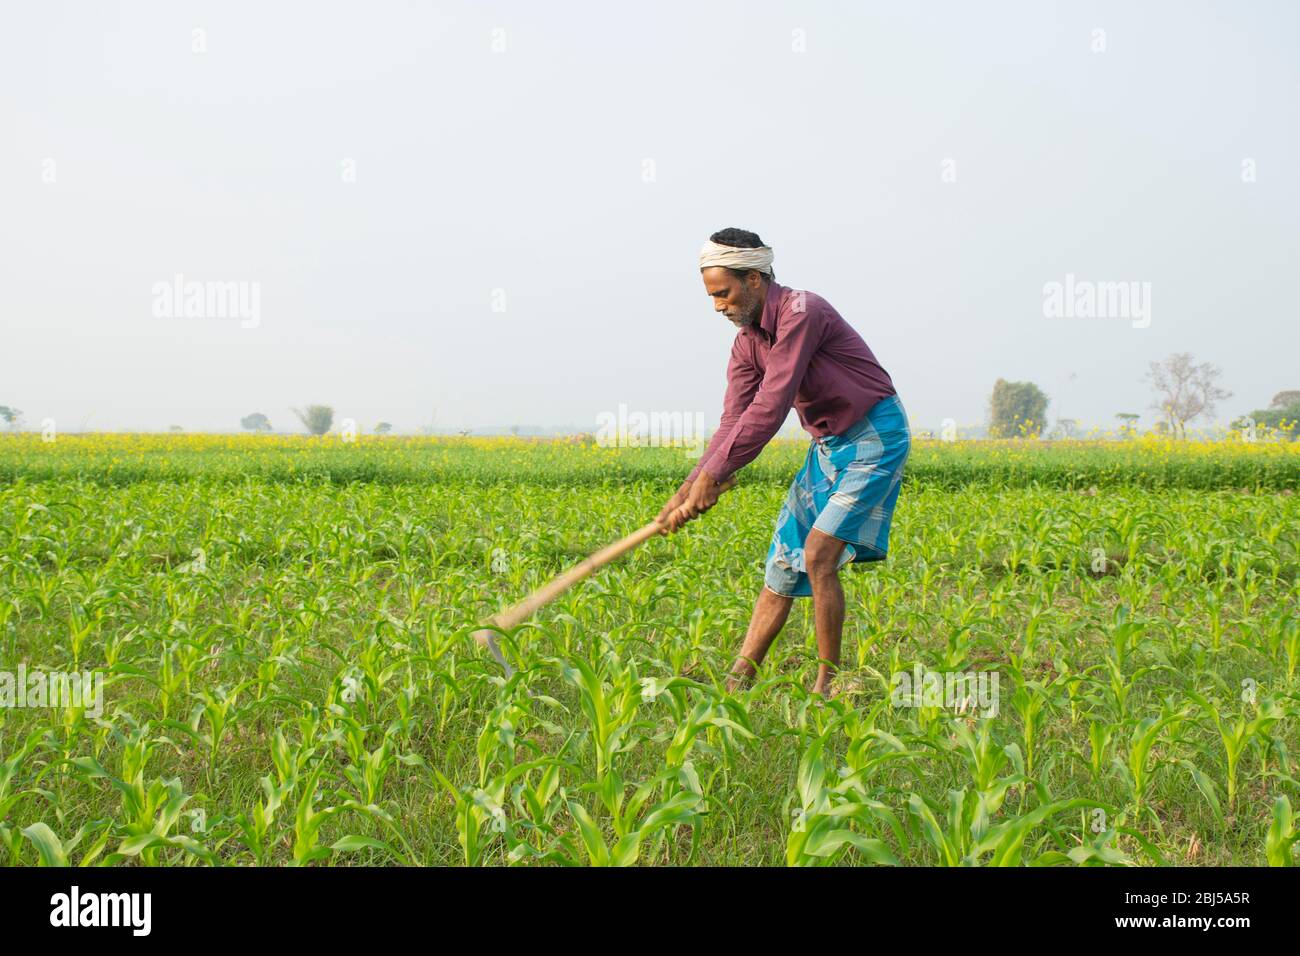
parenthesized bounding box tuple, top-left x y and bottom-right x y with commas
(687, 335, 762, 483)
(703, 304, 823, 483)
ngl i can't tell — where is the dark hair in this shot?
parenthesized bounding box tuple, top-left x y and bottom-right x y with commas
(709, 227, 775, 282)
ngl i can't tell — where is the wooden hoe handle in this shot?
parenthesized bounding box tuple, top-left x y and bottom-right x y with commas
(472, 475, 739, 675)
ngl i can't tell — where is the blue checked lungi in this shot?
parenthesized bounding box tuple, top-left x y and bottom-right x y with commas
(764, 394, 911, 597)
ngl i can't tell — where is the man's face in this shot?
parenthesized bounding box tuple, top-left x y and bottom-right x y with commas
(702, 267, 766, 329)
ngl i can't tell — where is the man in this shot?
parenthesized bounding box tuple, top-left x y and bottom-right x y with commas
(658, 228, 911, 698)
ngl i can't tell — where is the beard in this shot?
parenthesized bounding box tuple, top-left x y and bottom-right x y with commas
(735, 290, 763, 327)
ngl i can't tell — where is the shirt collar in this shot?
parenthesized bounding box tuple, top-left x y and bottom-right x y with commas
(755, 280, 785, 341)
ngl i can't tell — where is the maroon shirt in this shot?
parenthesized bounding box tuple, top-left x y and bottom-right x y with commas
(688, 281, 897, 484)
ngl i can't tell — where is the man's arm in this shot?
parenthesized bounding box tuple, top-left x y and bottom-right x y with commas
(656, 336, 761, 528)
(698, 301, 823, 484)
(687, 336, 763, 484)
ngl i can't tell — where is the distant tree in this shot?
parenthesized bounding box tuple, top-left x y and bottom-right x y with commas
(168, 424, 184, 432)
(375, 422, 392, 435)
(292, 405, 334, 436)
(1269, 390, 1300, 410)
(989, 379, 1049, 438)
(0, 406, 23, 430)
(1114, 412, 1139, 438)
(1054, 418, 1079, 439)
(1144, 352, 1231, 438)
(241, 413, 272, 432)
(1239, 394, 1300, 441)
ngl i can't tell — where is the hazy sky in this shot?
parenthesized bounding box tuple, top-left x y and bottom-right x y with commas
(3, 1, 1297, 434)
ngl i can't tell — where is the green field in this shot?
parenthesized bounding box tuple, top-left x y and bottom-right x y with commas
(1, 434, 1297, 865)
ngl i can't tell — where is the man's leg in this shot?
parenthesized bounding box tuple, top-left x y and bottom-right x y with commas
(726, 586, 794, 692)
(804, 528, 848, 697)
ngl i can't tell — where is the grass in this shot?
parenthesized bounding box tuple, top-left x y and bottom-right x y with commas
(0, 430, 1296, 489)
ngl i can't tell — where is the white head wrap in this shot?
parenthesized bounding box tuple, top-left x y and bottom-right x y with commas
(699, 239, 774, 275)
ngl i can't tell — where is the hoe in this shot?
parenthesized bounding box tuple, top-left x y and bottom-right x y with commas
(472, 476, 738, 677)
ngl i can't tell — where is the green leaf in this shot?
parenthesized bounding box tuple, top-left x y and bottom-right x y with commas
(797, 735, 827, 809)
(568, 801, 609, 866)
(21, 823, 68, 867)
(804, 828, 899, 866)
(1266, 796, 1295, 867)
(1178, 759, 1224, 827)
(332, 835, 392, 854)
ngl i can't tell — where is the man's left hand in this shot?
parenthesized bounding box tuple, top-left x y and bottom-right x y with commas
(680, 469, 725, 520)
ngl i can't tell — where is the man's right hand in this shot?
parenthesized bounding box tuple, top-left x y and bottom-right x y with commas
(656, 479, 694, 534)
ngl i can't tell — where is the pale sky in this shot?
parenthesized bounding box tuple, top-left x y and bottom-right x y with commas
(3, 1, 1297, 434)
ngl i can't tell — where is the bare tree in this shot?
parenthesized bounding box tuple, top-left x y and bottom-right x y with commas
(1054, 418, 1079, 439)
(1144, 352, 1231, 438)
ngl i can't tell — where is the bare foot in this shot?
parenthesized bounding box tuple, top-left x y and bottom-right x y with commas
(726, 671, 754, 694)
(726, 657, 757, 693)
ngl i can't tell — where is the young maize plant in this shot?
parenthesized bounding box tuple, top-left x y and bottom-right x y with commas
(1265, 796, 1298, 866)
(1187, 690, 1285, 811)
(786, 729, 904, 867)
(1121, 706, 1189, 822)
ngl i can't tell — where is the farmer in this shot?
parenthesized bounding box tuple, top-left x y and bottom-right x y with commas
(657, 228, 911, 698)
